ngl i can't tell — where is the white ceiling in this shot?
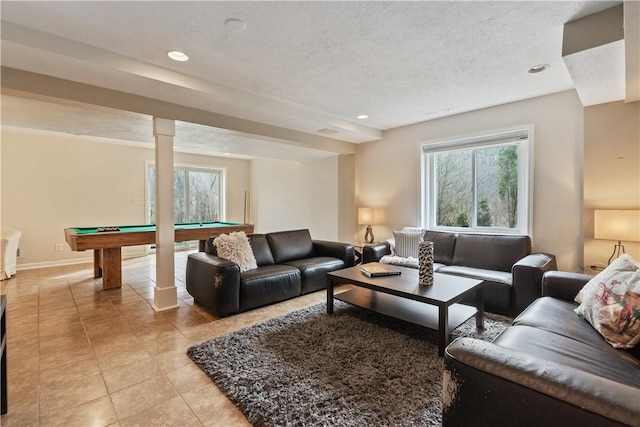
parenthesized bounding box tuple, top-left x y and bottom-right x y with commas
(0, 1, 632, 161)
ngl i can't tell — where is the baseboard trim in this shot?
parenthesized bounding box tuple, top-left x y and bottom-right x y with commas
(16, 251, 148, 271)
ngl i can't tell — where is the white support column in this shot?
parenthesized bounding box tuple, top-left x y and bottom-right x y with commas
(152, 117, 178, 311)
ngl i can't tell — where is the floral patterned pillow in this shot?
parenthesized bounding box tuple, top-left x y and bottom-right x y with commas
(574, 254, 640, 348)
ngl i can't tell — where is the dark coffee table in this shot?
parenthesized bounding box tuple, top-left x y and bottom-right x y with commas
(326, 262, 484, 356)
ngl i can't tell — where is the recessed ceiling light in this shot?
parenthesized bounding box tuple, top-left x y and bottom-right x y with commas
(356, 114, 369, 120)
(167, 51, 189, 62)
(224, 153, 231, 156)
(528, 64, 549, 74)
(225, 18, 247, 32)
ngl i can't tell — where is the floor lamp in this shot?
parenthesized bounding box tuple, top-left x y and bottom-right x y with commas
(594, 209, 640, 264)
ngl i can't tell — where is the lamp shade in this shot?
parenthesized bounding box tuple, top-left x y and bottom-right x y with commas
(358, 207, 384, 225)
(594, 210, 640, 242)
(358, 208, 374, 225)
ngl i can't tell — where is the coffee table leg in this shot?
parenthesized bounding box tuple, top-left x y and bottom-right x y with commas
(475, 285, 485, 329)
(438, 305, 449, 357)
(326, 277, 334, 314)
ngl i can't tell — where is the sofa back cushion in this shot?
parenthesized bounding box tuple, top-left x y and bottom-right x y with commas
(205, 237, 218, 255)
(452, 234, 531, 272)
(267, 229, 314, 263)
(424, 231, 457, 265)
(247, 234, 275, 266)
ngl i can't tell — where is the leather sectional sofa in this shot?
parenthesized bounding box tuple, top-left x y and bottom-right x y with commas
(186, 229, 354, 317)
(362, 230, 557, 316)
(443, 271, 640, 426)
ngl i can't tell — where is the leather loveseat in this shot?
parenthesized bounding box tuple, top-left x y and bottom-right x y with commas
(362, 230, 557, 316)
(186, 229, 354, 317)
(443, 271, 640, 426)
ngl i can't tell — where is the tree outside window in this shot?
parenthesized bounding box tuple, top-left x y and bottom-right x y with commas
(423, 129, 529, 234)
(148, 165, 223, 249)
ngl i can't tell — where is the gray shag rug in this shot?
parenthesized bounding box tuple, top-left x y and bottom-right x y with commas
(187, 301, 510, 427)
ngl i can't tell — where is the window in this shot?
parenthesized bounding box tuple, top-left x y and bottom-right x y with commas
(147, 163, 225, 248)
(421, 128, 531, 235)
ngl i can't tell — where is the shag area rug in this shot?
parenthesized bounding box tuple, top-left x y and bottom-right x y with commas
(187, 301, 510, 427)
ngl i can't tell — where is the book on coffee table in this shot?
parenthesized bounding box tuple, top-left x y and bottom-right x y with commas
(360, 265, 402, 277)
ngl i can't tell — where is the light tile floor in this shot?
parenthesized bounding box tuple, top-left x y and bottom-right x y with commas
(0, 251, 331, 426)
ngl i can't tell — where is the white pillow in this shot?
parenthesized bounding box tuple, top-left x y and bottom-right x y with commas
(387, 227, 426, 256)
(392, 230, 425, 259)
(214, 231, 258, 272)
(574, 254, 640, 348)
(401, 227, 427, 233)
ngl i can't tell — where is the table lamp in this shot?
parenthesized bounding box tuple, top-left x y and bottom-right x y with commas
(594, 209, 640, 264)
(358, 207, 383, 243)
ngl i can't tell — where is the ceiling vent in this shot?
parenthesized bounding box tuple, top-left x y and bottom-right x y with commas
(317, 128, 339, 135)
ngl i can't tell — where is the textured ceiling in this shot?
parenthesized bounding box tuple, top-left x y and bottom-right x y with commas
(0, 1, 629, 160)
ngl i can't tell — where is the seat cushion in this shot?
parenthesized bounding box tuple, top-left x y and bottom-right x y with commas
(515, 297, 606, 347)
(438, 266, 513, 315)
(285, 257, 346, 294)
(239, 265, 301, 312)
(516, 297, 640, 363)
(494, 325, 640, 389)
(438, 265, 512, 285)
(266, 229, 314, 264)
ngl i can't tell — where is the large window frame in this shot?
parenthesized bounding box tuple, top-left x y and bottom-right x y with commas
(145, 161, 226, 250)
(421, 126, 533, 235)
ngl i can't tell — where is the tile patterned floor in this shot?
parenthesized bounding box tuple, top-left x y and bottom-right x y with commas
(0, 251, 330, 426)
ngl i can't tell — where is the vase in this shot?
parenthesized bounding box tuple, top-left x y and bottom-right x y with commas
(418, 241, 434, 286)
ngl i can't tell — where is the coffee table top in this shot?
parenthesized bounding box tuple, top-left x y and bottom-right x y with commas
(328, 262, 483, 305)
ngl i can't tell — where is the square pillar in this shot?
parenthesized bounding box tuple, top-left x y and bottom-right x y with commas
(153, 117, 178, 311)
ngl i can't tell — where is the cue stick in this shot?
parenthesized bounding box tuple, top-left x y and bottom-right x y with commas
(243, 191, 248, 224)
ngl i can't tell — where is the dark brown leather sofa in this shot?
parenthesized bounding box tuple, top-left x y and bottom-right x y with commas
(362, 231, 557, 316)
(443, 271, 640, 426)
(186, 229, 354, 317)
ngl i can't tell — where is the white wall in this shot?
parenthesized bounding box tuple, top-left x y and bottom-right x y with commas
(583, 100, 640, 267)
(1, 129, 251, 268)
(356, 90, 585, 271)
(250, 156, 343, 241)
(306, 157, 339, 240)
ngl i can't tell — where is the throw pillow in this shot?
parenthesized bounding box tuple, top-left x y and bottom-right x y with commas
(574, 254, 640, 348)
(213, 231, 258, 272)
(392, 230, 425, 259)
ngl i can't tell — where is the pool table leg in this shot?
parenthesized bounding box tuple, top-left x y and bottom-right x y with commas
(93, 250, 102, 278)
(95, 248, 122, 289)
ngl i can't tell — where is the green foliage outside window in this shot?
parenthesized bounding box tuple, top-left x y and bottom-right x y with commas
(434, 144, 519, 229)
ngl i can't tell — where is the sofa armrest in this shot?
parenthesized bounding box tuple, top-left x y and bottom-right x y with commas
(444, 338, 638, 426)
(542, 270, 591, 302)
(312, 240, 355, 267)
(185, 252, 241, 317)
(511, 253, 557, 315)
(362, 242, 391, 263)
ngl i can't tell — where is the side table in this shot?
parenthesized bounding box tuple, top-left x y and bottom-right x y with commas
(353, 242, 379, 264)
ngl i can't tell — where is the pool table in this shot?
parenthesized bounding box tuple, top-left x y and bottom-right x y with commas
(64, 222, 254, 289)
